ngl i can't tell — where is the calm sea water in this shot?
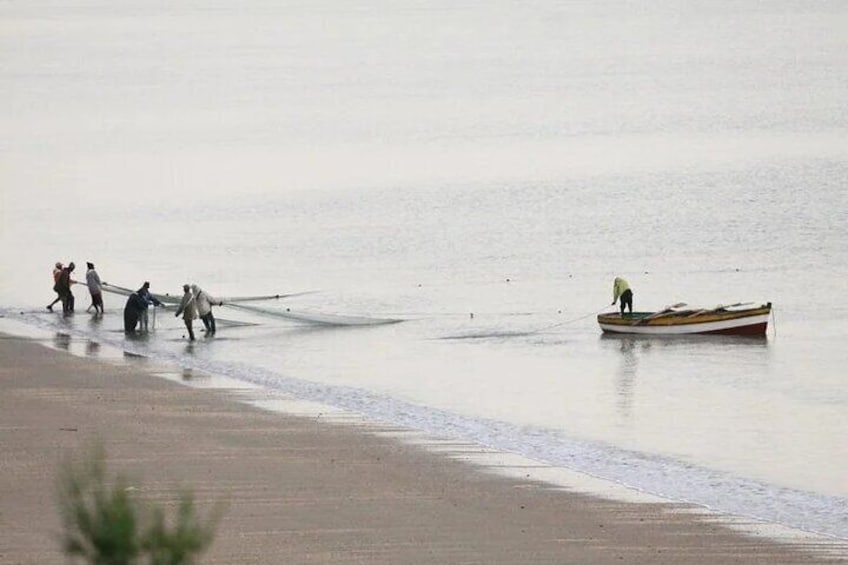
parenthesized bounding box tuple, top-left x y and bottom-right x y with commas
(2, 0, 847, 541)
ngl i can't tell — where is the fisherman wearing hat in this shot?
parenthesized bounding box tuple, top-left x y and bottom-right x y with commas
(137, 281, 162, 331)
(175, 283, 198, 341)
(192, 284, 223, 336)
(85, 262, 104, 315)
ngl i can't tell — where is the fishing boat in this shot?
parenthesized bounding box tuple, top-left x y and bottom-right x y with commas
(597, 302, 772, 336)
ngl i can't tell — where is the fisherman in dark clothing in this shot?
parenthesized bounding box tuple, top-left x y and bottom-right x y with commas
(56, 262, 77, 315)
(123, 290, 148, 333)
(136, 281, 163, 332)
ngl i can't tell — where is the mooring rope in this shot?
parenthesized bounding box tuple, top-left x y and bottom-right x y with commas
(528, 305, 612, 334)
(771, 306, 777, 338)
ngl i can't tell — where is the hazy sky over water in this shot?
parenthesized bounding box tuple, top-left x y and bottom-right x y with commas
(2, 1, 847, 209)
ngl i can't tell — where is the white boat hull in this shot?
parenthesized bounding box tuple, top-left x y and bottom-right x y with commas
(599, 313, 770, 335)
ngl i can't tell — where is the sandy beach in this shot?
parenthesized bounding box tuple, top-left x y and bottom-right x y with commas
(0, 332, 841, 564)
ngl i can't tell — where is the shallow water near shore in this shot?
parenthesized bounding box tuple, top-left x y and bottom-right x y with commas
(2, 0, 848, 544)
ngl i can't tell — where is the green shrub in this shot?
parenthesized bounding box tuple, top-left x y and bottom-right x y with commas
(57, 445, 223, 564)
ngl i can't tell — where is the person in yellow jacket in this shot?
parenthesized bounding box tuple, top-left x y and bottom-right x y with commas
(612, 277, 633, 315)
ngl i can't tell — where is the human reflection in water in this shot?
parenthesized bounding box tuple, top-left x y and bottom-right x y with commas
(616, 337, 638, 420)
(603, 335, 651, 423)
(85, 340, 100, 357)
(53, 332, 71, 351)
(87, 312, 103, 331)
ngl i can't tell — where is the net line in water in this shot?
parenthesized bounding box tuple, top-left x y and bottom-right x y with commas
(224, 302, 402, 327)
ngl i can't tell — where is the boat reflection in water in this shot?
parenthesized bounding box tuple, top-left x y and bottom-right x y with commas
(599, 330, 770, 424)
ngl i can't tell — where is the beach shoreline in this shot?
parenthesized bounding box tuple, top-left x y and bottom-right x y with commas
(0, 331, 843, 564)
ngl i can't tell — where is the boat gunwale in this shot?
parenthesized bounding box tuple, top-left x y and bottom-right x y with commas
(597, 305, 772, 328)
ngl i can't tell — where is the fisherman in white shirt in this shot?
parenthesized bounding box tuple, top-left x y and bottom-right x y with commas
(192, 284, 223, 336)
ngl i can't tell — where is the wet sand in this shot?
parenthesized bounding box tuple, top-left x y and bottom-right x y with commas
(0, 332, 842, 564)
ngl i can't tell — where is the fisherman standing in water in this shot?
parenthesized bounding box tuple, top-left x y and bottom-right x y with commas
(123, 289, 147, 333)
(136, 281, 163, 331)
(175, 284, 198, 341)
(85, 262, 104, 315)
(47, 262, 64, 311)
(612, 276, 633, 315)
(193, 284, 223, 336)
(56, 262, 78, 315)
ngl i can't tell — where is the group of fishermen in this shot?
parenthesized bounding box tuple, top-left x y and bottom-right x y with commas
(173, 283, 224, 341)
(48, 261, 103, 316)
(122, 282, 163, 334)
(122, 282, 223, 340)
(47, 262, 223, 341)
